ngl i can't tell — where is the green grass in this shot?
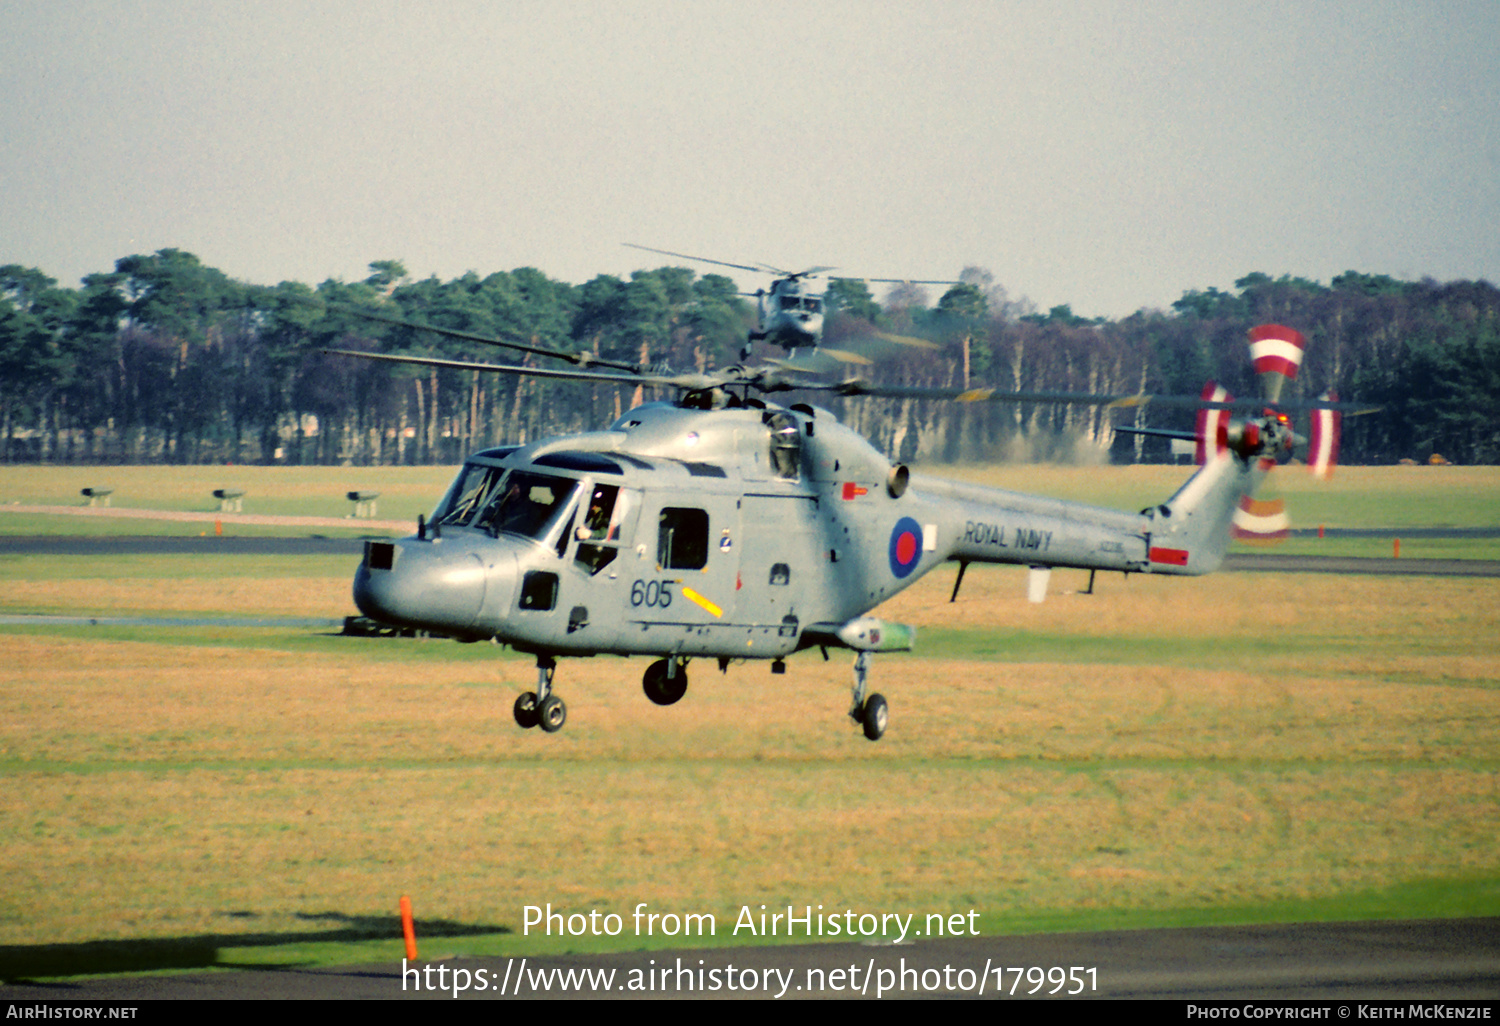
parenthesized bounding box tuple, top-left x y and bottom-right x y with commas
(0, 464, 457, 520)
(0, 515, 403, 538)
(5, 463, 1497, 538)
(186, 875, 1500, 969)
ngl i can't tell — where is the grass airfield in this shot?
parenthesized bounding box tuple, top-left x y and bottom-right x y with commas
(0, 464, 1497, 978)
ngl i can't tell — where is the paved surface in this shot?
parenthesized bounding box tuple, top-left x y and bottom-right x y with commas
(2, 919, 1496, 1000)
(1221, 553, 1500, 576)
(0, 503, 413, 533)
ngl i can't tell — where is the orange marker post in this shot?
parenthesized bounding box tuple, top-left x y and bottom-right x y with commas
(1394, 538, 1401, 558)
(400, 895, 418, 961)
(214, 519, 223, 537)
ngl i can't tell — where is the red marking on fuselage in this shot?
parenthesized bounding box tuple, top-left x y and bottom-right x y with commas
(1150, 546, 1189, 566)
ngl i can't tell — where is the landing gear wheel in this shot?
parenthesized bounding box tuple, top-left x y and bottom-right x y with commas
(513, 691, 539, 729)
(538, 694, 567, 733)
(860, 693, 888, 741)
(643, 658, 688, 706)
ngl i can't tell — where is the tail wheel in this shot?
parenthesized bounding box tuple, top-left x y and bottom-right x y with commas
(538, 694, 567, 733)
(513, 691, 539, 729)
(861, 693, 888, 741)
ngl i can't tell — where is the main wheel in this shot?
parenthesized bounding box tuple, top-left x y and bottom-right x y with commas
(642, 658, 688, 706)
(513, 691, 539, 729)
(861, 693, 888, 741)
(538, 694, 567, 733)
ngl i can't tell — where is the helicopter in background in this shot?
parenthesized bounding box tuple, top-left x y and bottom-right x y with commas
(330, 310, 1366, 742)
(622, 243, 956, 358)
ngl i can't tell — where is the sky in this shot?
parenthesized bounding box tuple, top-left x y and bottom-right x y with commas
(3, 0, 1498, 319)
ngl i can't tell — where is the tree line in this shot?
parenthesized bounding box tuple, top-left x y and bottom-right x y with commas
(2, 250, 1497, 466)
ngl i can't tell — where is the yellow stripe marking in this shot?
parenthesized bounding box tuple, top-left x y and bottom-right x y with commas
(681, 586, 723, 618)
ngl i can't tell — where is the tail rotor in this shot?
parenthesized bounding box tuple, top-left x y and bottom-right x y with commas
(1195, 383, 1232, 465)
(1248, 323, 1306, 405)
(1307, 390, 1341, 480)
(1212, 325, 1342, 542)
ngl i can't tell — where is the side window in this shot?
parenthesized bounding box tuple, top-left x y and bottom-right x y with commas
(519, 571, 559, 611)
(578, 485, 620, 541)
(573, 484, 622, 575)
(657, 507, 709, 570)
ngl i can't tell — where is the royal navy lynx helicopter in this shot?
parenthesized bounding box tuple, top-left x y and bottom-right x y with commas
(622, 243, 955, 357)
(333, 311, 1360, 742)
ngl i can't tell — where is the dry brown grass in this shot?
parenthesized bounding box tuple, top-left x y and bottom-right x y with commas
(2, 575, 355, 618)
(2, 558, 1496, 948)
(4, 456, 1496, 953)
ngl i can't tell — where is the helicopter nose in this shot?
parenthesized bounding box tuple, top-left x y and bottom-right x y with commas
(354, 538, 488, 636)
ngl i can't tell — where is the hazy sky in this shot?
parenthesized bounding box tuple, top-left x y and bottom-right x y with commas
(3, 0, 1497, 318)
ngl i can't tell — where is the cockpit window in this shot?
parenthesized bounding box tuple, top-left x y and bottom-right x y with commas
(433, 464, 504, 526)
(475, 472, 581, 540)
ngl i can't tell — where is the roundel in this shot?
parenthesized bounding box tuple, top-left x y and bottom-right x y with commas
(888, 517, 923, 579)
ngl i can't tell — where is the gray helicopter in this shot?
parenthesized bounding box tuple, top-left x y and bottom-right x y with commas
(334, 319, 1361, 741)
(622, 243, 955, 357)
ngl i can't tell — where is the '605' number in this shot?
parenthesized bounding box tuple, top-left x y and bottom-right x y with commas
(630, 579, 673, 608)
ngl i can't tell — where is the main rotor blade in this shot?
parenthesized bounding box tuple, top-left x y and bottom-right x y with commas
(829, 277, 961, 286)
(332, 304, 641, 374)
(324, 349, 665, 387)
(623, 243, 765, 275)
(870, 330, 941, 350)
(323, 349, 758, 394)
(831, 381, 1380, 413)
(1114, 425, 1198, 441)
(625, 246, 955, 285)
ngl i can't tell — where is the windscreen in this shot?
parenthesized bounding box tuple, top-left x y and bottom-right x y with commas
(474, 472, 581, 540)
(432, 464, 504, 526)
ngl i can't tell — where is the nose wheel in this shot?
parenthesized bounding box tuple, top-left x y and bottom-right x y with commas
(515, 656, 567, 733)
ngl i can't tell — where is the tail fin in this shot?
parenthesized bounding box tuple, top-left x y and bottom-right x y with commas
(1148, 447, 1266, 575)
